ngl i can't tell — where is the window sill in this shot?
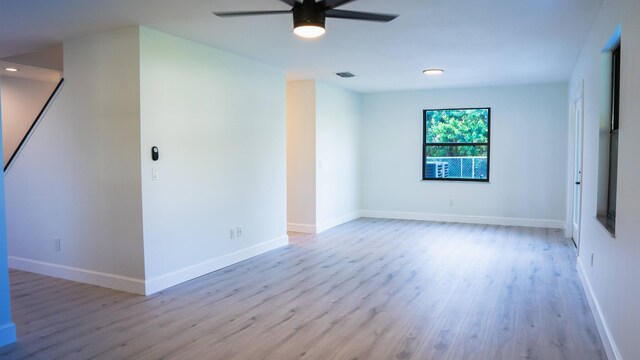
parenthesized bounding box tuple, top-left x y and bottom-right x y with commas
(595, 215, 616, 238)
(421, 180, 491, 184)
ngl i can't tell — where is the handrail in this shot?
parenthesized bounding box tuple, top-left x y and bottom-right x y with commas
(4, 78, 65, 173)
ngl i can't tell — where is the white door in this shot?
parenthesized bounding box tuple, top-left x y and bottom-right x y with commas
(572, 96, 584, 249)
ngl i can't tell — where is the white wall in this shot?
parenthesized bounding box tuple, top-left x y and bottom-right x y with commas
(3, 26, 290, 296)
(139, 27, 288, 293)
(0, 77, 17, 346)
(568, 0, 640, 358)
(1, 46, 64, 72)
(315, 81, 362, 231)
(2, 26, 291, 295)
(1, 76, 58, 165)
(286, 80, 316, 231)
(286, 80, 362, 233)
(4, 27, 145, 293)
(361, 83, 568, 228)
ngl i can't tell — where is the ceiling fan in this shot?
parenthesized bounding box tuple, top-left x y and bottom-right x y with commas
(213, 0, 398, 39)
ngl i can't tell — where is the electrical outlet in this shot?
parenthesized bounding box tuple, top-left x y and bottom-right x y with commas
(237, 227, 243, 237)
(54, 237, 61, 252)
(230, 229, 235, 239)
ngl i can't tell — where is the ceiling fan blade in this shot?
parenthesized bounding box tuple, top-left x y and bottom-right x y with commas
(325, 0, 357, 9)
(325, 9, 398, 22)
(213, 10, 291, 17)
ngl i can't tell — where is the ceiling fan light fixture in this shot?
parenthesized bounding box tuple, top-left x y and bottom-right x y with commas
(294, 24, 326, 38)
(214, 0, 398, 40)
(293, 0, 326, 39)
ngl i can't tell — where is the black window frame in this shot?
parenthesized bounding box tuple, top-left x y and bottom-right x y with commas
(422, 107, 491, 182)
(606, 43, 621, 231)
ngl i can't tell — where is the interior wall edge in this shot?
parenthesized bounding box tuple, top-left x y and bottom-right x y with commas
(0, 73, 16, 348)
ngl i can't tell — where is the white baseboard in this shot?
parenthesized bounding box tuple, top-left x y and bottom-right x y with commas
(360, 210, 565, 229)
(0, 322, 16, 347)
(144, 235, 289, 295)
(287, 223, 317, 234)
(10, 236, 290, 296)
(317, 211, 361, 233)
(577, 259, 621, 360)
(288, 211, 361, 234)
(8, 257, 146, 295)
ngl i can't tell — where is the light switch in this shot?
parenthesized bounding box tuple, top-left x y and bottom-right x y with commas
(152, 168, 159, 181)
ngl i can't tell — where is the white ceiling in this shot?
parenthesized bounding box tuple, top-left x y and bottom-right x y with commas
(0, 60, 61, 83)
(0, 0, 602, 93)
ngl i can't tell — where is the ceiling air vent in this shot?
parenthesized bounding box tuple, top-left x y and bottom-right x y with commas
(336, 72, 355, 78)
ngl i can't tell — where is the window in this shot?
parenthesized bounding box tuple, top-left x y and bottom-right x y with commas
(422, 108, 490, 181)
(596, 36, 621, 236)
(606, 43, 621, 231)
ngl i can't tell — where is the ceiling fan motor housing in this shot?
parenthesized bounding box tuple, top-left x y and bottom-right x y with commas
(293, 0, 326, 29)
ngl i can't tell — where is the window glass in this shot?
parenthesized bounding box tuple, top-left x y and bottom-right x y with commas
(423, 108, 490, 181)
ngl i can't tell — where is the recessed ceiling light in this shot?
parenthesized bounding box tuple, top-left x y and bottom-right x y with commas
(4, 67, 19, 72)
(423, 68, 444, 75)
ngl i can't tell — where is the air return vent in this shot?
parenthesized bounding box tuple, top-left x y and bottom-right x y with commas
(336, 72, 355, 78)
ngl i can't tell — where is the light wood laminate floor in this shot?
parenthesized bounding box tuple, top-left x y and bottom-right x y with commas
(0, 219, 605, 360)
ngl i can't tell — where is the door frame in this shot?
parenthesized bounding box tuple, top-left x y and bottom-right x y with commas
(570, 81, 585, 252)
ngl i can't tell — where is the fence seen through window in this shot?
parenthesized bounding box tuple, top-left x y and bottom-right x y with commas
(423, 108, 490, 182)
